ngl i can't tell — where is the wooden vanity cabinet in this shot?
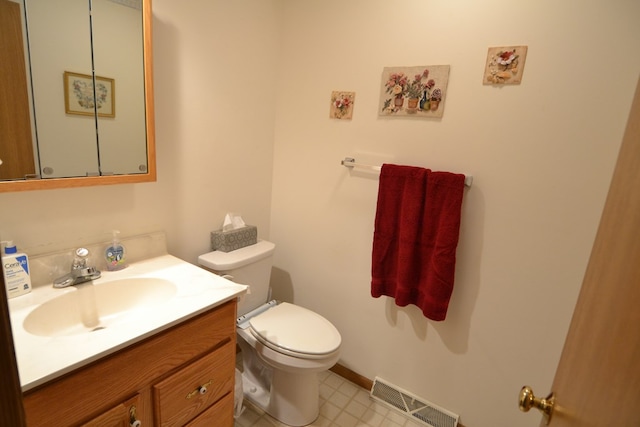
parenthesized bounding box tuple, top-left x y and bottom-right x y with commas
(23, 300, 237, 427)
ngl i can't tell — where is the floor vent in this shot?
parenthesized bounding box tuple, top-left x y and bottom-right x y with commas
(370, 377, 459, 427)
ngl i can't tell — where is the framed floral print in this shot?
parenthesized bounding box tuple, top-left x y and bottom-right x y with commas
(379, 65, 450, 118)
(63, 71, 115, 117)
(330, 91, 355, 120)
(483, 46, 528, 85)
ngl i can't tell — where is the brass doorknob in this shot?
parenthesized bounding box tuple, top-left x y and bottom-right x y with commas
(519, 386, 555, 425)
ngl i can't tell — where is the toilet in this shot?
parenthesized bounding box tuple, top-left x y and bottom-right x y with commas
(198, 240, 341, 426)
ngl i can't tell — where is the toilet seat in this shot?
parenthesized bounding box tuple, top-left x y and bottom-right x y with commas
(249, 302, 341, 359)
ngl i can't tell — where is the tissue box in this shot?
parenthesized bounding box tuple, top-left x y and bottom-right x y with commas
(210, 225, 257, 252)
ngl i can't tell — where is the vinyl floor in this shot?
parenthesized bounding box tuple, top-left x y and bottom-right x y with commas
(234, 370, 425, 427)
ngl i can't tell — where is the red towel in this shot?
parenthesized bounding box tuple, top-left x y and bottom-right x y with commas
(371, 164, 466, 321)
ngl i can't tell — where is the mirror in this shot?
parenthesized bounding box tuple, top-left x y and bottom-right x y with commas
(0, 0, 155, 192)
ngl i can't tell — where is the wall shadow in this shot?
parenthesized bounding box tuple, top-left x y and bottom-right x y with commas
(270, 266, 294, 303)
(431, 185, 485, 354)
(382, 185, 485, 355)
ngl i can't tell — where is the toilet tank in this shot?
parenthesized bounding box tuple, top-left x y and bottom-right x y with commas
(198, 240, 275, 316)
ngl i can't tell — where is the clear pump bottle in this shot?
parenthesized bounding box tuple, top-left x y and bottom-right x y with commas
(105, 230, 127, 271)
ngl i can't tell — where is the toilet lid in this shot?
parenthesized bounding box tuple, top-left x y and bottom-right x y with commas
(249, 302, 341, 355)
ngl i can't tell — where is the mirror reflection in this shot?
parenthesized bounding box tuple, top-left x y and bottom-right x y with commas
(0, 0, 148, 182)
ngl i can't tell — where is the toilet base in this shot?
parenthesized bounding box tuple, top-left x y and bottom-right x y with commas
(235, 307, 340, 426)
(241, 372, 270, 411)
(240, 369, 320, 426)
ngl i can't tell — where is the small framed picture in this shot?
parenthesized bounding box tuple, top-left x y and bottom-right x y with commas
(330, 91, 355, 120)
(63, 71, 115, 117)
(483, 46, 528, 85)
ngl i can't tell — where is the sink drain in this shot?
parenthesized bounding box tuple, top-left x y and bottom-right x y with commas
(91, 326, 106, 332)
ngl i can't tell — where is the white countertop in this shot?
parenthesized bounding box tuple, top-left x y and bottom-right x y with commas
(9, 254, 246, 392)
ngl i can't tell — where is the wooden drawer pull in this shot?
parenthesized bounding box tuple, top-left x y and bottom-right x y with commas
(186, 380, 213, 399)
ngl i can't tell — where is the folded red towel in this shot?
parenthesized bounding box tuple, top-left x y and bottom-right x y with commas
(371, 164, 466, 321)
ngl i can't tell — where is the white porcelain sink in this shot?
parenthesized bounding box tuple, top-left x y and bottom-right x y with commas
(23, 278, 177, 337)
(10, 253, 247, 391)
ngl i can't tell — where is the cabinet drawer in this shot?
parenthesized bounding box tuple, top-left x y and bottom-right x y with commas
(80, 394, 141, 427)
(153, 341, 234, 426)
(185, 393, 233, 427)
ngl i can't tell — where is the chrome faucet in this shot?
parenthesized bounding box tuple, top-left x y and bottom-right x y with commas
(53, 248, 102, 288)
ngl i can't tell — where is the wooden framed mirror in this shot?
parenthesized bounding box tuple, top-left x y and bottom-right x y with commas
(0, 0, 155, 193)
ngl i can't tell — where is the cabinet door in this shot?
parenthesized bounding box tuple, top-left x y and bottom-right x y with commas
(26, 0, 99, 178)
(184, 393, 233, 427)
(153, 342, 235, 426)
(81, 394, 140, 427)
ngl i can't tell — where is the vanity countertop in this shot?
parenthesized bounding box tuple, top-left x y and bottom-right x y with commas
(9, 254, 246, 392)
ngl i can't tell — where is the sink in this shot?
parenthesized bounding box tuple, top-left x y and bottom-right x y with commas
(23, 278, 177, 337)
(10, 252, 248, 391)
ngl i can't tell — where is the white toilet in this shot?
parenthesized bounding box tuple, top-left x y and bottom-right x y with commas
(198, 240, 341, 426)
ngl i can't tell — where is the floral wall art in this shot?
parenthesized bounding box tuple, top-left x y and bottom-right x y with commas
(330, 91, 355, 120)
(483, 46, 528, 85)
(379, 65, 450, 118)
(63, 71, 115, 117)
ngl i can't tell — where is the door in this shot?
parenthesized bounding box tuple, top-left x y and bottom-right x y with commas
(0, 0, 36, 180)
(521, 76, 640, 426)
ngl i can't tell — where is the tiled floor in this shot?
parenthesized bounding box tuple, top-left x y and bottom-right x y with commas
(234, 370, 425, 427)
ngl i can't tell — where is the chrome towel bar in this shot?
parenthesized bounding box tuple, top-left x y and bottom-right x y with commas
(341, 157, 473, 188)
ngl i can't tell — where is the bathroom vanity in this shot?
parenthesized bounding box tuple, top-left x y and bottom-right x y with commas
(22, 300, 236, 427)
(8, 237, 246, 427)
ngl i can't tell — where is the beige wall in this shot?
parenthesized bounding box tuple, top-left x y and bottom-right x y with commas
(1, 1, 639, 426)
(269, 1, 640, 426)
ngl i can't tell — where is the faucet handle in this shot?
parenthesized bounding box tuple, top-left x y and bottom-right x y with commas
(72, 247, 90, 269)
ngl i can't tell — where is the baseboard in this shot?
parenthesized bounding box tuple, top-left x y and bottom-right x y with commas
(329, 364, 467, 427)
(329, 364, 373, 392)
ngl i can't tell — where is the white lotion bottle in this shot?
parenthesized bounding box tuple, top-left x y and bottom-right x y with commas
(2, 241, 32, 298)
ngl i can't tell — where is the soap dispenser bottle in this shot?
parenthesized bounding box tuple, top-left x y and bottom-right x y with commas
(105, 230, 127, 271)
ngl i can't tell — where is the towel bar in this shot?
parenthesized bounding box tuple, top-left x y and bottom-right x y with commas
(341, 157, 473, 188)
